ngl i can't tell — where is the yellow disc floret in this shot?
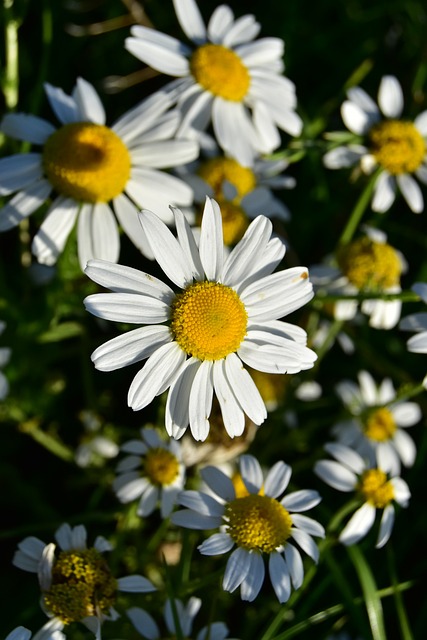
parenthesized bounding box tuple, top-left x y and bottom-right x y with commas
(43, 122, 131, 202)
(225, 494, 292, 552)
(358, 469, 395, 509)
(190, 44, 250, 101)
(364, 407, 397, 442)
(369, 120, 425, 175)
(170, 281, 248, 361)
(232, 471, 265, 498)
(198, 157, 256, 200)
(43, 548, 117, 624)
(337, 237, 402, 290)
(144, 447, 180, 486)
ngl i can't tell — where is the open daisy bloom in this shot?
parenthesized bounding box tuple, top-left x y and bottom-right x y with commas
(311, 227, 406, 329)
(5, 622, 66, 640)
(127, 597, 232, 640)
(0, 77, 199, 268)
(323, 75, 427, 213)
(400, 282, 427, 354)
(13, 523, 156, 637)
(172, 454, 325, 602)
(333, 370, 419, 476)
(113, 426, 186, 517)
(314, 443, 411, 548)
(84, 197, 316, 441)
(125, 0, 302, 166)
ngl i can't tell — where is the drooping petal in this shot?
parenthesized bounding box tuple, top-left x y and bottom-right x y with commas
(339, 502, 376, 546)
(213, 360, 245, 437)
(189, 360, 214, 441)
(372, 172, 396, 213)
(240, 551, 265, 601)
(268, 552, 291, 603)
(90, 326, 172, 372)
(224, 353, 267, 426)
(0, 180, 52, 231)
(32, 197, 79, 265)
(396, 173, 423, 213)
(223, 547, 251, 593)
(166, 358, 201, 439)
(284, 543, 304, 589)
(0, 153, 43, 195)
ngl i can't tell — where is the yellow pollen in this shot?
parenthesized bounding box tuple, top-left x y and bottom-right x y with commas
(358, 469, 395, 509)
(43, 548, 117, 624)
(144, 448, 180, 486)
(42, 122, 131, 203)
(232, 471, 264, 498)
(190, 44, 250, 101)
(364, 407, 397, 442)
(337, 237, 402, 290)
(369, 120, 425, 175)
(198, 157, 256, 200)
(170, 281, 247, 361)
(225, 494, 292, 552)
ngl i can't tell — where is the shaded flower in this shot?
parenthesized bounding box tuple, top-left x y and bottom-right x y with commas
(0, 321, 11, 400)
(400, 282, 427, 354)
(4, 622, 65, 640)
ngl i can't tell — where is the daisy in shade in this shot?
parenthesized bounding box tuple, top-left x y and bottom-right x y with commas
(314, 443, 410, 548)
(400, 282, 427, 354)
(13, 523, 156, 637)
(0, 77, 199, 268)
(323, 75, 427, 213)
(310, 226, 406, 329)
(125, 0, 302, 166)
(127, 597, 234, 640)
(84, 197, 316, 441)
(332, 370, 419, 476)
(172, 454, 324, 602)
(5, 622, 66, 640)
(113, 426, 186, 517)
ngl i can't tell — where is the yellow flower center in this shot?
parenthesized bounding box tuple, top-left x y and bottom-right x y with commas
(337, 237, 402, 290)
(225, 494, 292, 552)
(144, 448, 180, 486)
(217, 200, 250, 245)
(369, 120, 425, 175)
(170, 281, 248, 361)
(358, 469, 395, 508)
(43, 548, 117, 624)
(363, 407, 397, 442)
(198, 157, 256, 200)
(232, 472, 265, 499)
(42, 122, 131, 203)
(190, 44, 250, 101)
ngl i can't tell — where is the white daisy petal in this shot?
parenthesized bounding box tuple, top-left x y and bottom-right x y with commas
(117, 575, 156, 593)
(378, 75, 404, 118)
(85, 258, 174, 300)
(281, 490, 321, 512)
(114, 193, 154, 259)
(73, 77, 106, 124)
(125, 29, 190, 76)
(0, 153, 43, 195)
(222, 14, 260, 47)
(291, 514, 325, 538)
(224, 353, 267, 426)
(222, 215, 273, 287)
(347, 86, 379, 114)
(44, 82, 80, 124)
(172, 206, 205, 280)
(173, 0, 207, 42)
(13, 537, 45, 572)
(376, 504, 395, 549)
(396, 174, 424, 213)
(223, 547, 251, 593)
(113, 90, 173, 142)
(126, 607, 159, 640)
(290, 529, 320, 562)
(392, 429, 416, 468)
(372, 172, 396, 213)
(1, 113, 56, 144)
(414, 110, 427, 135)
(198, 532, 235, 556)
(166, 358, 201, 439)
(199, 197, 223, 281)
(137, 484, 159, 516)
(189, 360, 214, 441)
(341, 100, 375, 135)
(172, 509, 222, 529)
(207, 4, 234, 42)
(269, 552, 291, 603)
(201, 465, 236, 501)
(390, 477, 411, 506)
(391, 402, 421, 426)
(213, 360, 245, 437)
(264, 461, 292, 498)
(339, 502, 376, 546)
(239, 454, 263, 493)
(32, 197, 79, 265)
(91, 203, 120, 263)
(90, 326, 172, 372)
(314, 459, 357, 491)
(179, 490, 224, 517)
(240, 551, 265, 602)
(323, 145, 365, 169)
(323, 442, 365, 474)
(0, 180, 52, 231)
(284, 543, 304, 589)
(83, 292, 169, 324)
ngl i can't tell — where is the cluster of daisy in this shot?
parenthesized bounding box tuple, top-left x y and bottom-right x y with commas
(1, 0, 427, 638)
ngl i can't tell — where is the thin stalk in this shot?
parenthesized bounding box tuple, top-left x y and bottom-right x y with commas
(338, 169, 381, 247)
(3, 0, 19, 110)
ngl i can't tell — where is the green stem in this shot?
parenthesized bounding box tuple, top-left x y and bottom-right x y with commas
(20, 419, 75, 462)
(338, 169, 381, 247)
(387, 544, 414, 640)
(3, 0, 19, 110)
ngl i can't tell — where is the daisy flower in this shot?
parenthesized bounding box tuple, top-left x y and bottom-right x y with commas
(13, 523, 156, 637)
(0, 77, 199, 268)
(0, 320, 11, 400)
(84, 197, 316, 441)
(125, 0, 302, 166)
(5, 622, 66, 640)
(310, 227, 406, 329)
(323, 74, 427, 213)
(127, 597, 234, 640)
(332, 370, 419, 476)
(113, 426, 186, 517)
(400, 282, 427, 354)
(172, 454, 325, 602)
(314, 443, 410, 548)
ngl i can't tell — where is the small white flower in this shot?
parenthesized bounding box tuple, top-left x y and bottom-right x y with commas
(13, 523, 155, 636)
(315, 443, 411, 548)
(84, 197, 316, 442)
(333, 370, 419, 475)
(172, 454, 325, 602)
(125, 0, 302, 165)
(0, 78, 199, 268)
(113, 426, 186, 517)
(400, 282, 427, 354)
(127, 597, 234, 640)
(324, 75, 427, 213)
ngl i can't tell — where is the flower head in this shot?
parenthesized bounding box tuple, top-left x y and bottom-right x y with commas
(84, 197, 316, 441)
(172, 454, 325, 602)
(0, 78, 199, 268)
(5, 621, 66, 640)
(400, 282, 427, 355)
(113, 426, 186, 517)
(13, 523, 155, 636)
(332, 370, 419, 475)
(125, 0, 302, 165)
(324, 75, 427, 213)
(315, 443, 411, 548)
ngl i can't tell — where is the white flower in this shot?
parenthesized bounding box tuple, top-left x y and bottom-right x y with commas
(0, 77, 199, 268)
(0, 320, 11, 400)
(333, 370, 419, 475)
(324, 75, 427, 213)
(113, 426, 186, 517)
(172, 454, 325, 602)
(127, 597, 234, 640)
(400, 282, 427, 354)
(5, 621, 66, 640)
(314, 443, 411, 548)
(84, 197, 316, 441)
(125, 0, 302, 166)
(13, 523, 155, 636)
(310, 227, 406, 329)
